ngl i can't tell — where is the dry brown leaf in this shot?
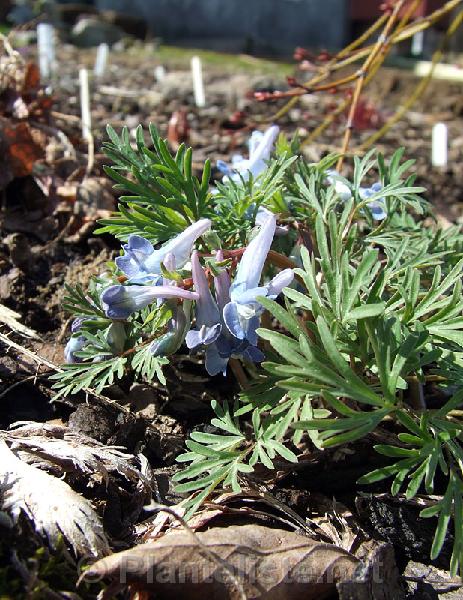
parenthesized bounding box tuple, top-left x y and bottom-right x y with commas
(5, 422, 149, 487)
(2, 422, 153, 539)
(139, 491, 326, 544)
(0, 118, 44, 178)
(85, 523, 360, 600)
(0, 440, 110, 558)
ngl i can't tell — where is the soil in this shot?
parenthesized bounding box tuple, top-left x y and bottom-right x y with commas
(1, 40, 463, 598)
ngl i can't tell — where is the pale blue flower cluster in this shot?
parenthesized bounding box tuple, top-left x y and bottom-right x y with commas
(65, 214, 293, 376)
(100, 219, 211, 319)
(217, 125, 280, 183)
(187, 214, 294, 375)
(327, 170, 387, 221)
(358, 182, 386, 221)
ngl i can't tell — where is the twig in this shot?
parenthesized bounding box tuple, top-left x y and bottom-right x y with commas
(229, 358, 250, 389)
(30, 121, 76, 160)
(0, 33, 21, 59)
(0, 305, 40, 340)
(302, 0, 420, 150)
(360, 7, 463, 151)
(0, 375, 38, 401)
(143, 504, 247, 600)
(51, 110, 82, 123)
(85, 132, 95, 176)
(42, 215, 77, 252)
(404, 575, 462, 587)
(336, 0, 407, 172)
(263, 13, 390, 122)
(264, 0, 462, 154)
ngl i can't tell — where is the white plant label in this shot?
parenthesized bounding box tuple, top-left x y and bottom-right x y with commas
(94, 43, 109, 78)
(432, 123, 448, 168)
(411, 30, 424, 56)
(154, 65, 166, 83)
(79, 68, 92, 141)
(411, 31, 424, 56)
(191, 56, 206, 108)
(37, 23, 55, 80)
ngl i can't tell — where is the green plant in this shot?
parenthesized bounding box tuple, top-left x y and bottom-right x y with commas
(54, 125, 463, 575)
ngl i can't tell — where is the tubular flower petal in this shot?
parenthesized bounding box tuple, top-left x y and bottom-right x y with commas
(326, 170, 352, 202)
(266, 269, 296, 297)
(214, 250, 231, 311)
(225, 214, 295, 335)
(185, 250, 222, 350)
(218, 125, 279, 183)
(101, 284, 198, 320)
(232, 212, 277, 292)
(115, 219, 211, 281)
(246, 125, 279, 179)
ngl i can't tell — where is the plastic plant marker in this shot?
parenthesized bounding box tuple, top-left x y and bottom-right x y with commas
(79, 68, 92, 141)
(37, 23, 55, 80)
(94, 43, 109, 78)
(191, 56, 206, 108)
(432, 123, 448, 168)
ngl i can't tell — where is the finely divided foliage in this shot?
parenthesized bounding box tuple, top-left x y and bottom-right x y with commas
(55, 125, 463, 575)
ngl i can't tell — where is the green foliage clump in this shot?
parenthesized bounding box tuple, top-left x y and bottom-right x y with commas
(55, 125, 463, 575)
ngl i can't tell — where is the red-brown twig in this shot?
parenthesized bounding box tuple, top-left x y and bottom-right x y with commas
(335, 0, 407, 172)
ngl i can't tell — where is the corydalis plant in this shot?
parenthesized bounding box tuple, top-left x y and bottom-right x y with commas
(54, 125, 463, 576)
(59, 205, 294, 390)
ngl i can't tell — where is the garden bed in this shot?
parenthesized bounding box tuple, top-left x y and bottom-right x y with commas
(1, 41, 463, 599)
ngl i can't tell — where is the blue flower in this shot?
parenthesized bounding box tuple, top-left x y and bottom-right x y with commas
(183, 249, 262, 376)
(327, 171, 387, 221)
(102, 221, 212, 319)
(64, 334, 86, 363)
(359, 182, 387, 221)
(223, 213, 294, 340)
(64, 318, 87, 363)
(116, 219, 211, 282)
(204, 251, 265, 376)
(188, 215, 293, 376)
(101, 284, 198, 320)
(185, 250, 222, 349)
(217, 126, 279, 183)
